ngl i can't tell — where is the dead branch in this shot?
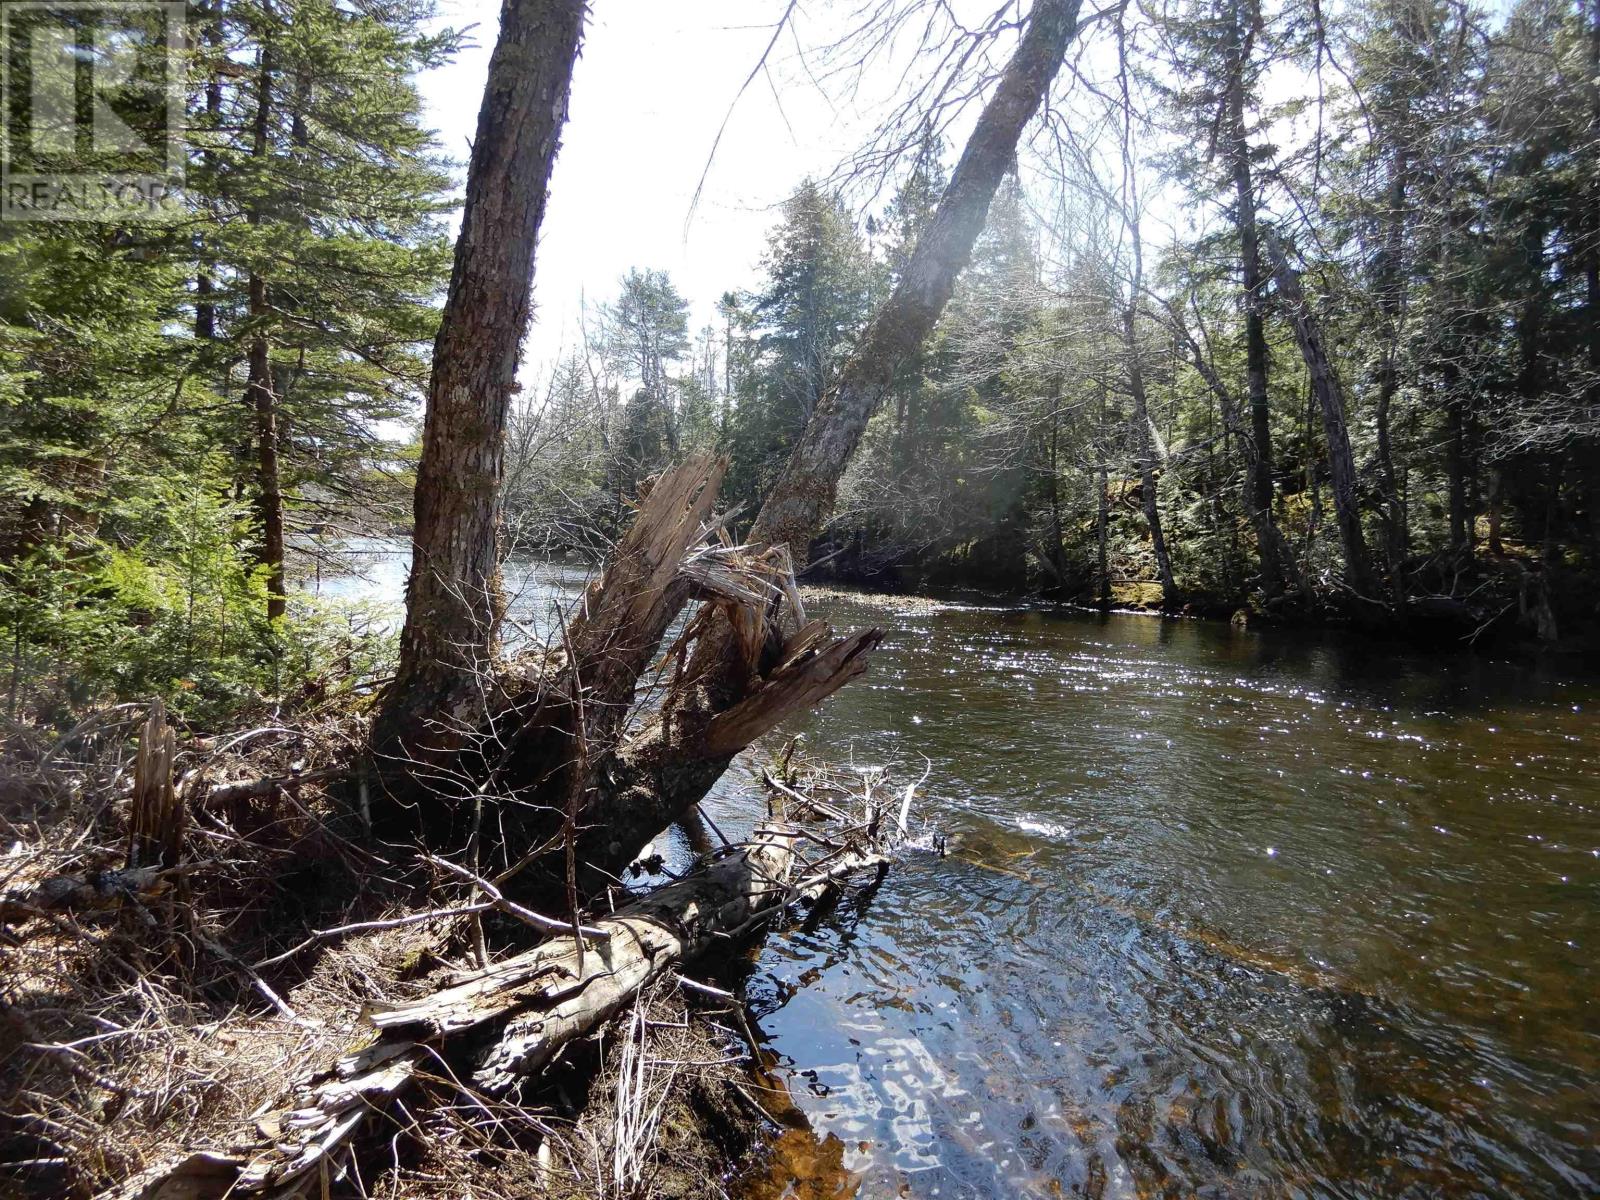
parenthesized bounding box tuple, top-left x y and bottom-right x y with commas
(0, 863, 205, 922)
(102, 820, 888, 1200)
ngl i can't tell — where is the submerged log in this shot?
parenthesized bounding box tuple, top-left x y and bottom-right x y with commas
(104, 824, 886, 1200)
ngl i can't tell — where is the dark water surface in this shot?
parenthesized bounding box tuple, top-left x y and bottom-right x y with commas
(735, 594, 1599, 1199)
(315, 548, 1599, 1198)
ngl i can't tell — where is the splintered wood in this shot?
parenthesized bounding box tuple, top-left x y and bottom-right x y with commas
(127, 699, 182, 870)
(104, 821, 889, 1200)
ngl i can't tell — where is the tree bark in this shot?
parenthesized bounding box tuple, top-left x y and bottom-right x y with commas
(1264, 232, 1375, 598)
(374, 0, 588, 762)
(751, 0, 1084, 556)
(1221, 0, 1291, 599)
(244, 35, 284, 621)
(1124, 306, 1176, 604)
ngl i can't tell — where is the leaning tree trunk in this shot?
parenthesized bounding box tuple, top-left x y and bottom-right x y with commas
(581, 0, 1087, 885)
(751, 0, 1084, 555)
(373, 0, 588, 768)
(1264, 232, 1375, 599)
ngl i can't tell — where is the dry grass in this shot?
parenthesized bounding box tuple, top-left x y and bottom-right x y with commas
(0, 707, 838, 1200)
(0, 702, 424, 1197)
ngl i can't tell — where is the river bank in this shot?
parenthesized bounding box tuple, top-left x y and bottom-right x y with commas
(801, 572, 1600, 666)
(0, 692, 877, 1200)
(297, 542, 1600, 1196)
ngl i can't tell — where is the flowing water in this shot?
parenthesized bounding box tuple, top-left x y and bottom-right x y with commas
(315, 546, 1599, 1198)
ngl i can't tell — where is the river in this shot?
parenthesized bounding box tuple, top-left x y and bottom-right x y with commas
(313, 542, 1599, 1198)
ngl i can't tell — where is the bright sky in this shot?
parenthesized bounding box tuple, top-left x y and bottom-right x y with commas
(417, 0, 867, 375)
(412, 0, 1451, 392)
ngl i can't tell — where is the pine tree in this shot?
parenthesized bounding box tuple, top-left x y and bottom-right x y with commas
(725, 182, 875, 511)
(189, 0, 458, 617)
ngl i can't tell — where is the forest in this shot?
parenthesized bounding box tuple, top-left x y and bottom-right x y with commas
(1, 0, 1597, 1198)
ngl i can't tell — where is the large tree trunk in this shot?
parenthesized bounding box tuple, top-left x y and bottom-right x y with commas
(374, 0, 588, 764)
(587, 0, 1086, 886)
(1221, 0, 1291, 600)
(1264, 232, 1375, 599)
(751, 0, 1083, 555)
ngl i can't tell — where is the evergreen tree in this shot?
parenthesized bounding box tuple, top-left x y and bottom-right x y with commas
(0, 0, 458, 719)
(725, 182, 875, 512)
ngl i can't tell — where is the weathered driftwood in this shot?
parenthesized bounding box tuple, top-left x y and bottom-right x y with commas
(104, 824, 885, 1200)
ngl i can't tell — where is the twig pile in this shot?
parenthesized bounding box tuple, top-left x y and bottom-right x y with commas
(2, 695, 908, 1200)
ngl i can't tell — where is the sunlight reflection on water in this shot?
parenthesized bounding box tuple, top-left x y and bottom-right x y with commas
(314, 549, 1599, 1199)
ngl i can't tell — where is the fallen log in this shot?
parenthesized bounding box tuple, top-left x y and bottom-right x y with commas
(200, 765, 343, 807)
(104, 823, 886, 1200)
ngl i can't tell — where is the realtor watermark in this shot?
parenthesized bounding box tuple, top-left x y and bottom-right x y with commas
(1, 2, 185, 221)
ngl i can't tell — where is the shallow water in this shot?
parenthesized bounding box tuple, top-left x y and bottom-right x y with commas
(735, 596, 1599, 1199)
(315, 547, 1599, 1198)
